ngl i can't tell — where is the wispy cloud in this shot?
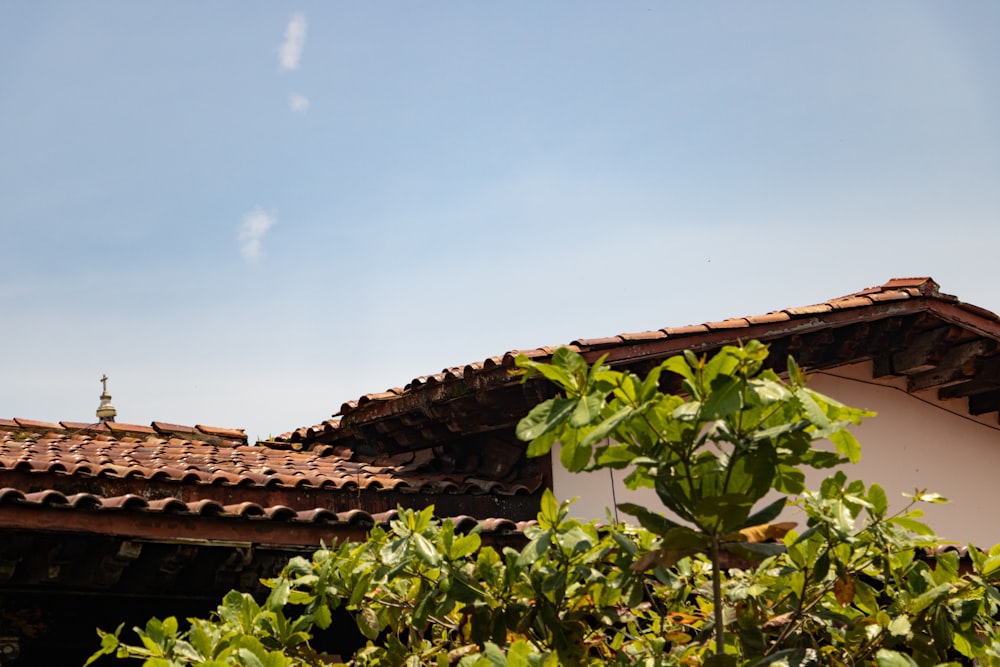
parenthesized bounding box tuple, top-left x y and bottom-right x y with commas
(289, 92, 310, 112)
(278, 13, 307, 71)
(238, 207, 277, 261)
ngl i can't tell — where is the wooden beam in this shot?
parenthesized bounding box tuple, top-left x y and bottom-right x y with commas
(907, 339, 996, 392)
(969, 392, 1000, 416)
(891, 326, 954, 375)
(938, 355, 1000, 400)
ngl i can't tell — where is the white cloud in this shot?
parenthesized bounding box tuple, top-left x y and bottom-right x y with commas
(289, 92, 310, 112)
(278, 13, 307, 71)
(238, 207, 277, 261)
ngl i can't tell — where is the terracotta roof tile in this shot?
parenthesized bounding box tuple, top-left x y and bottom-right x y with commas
(882, 277, 939, 294)
(103, 494, 150, 510)
(704, 318, 750, 331)
(662, 324, 709, 336)
(618, 330, 668, 342)
(571, 336, 623, 348)
(66, 492, 102, 509)
(196, 424, 248, 440)
(106, 422, 157, 435)
(744, 311, 792, 325)
(783, 304, 833, 316)
(14, 418, 61, 430)
(24, 489, 69, 506)
(152, 421, 199, 435)
(826, 295, 874, 310)
(60, 420, 108, 431)
(867, 290, 912, 303)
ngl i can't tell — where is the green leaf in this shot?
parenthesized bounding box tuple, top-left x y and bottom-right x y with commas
(539, 488, 559, 526)
(887, 615, 911, 637)
(828, 430, 862, 463)
(868, 483, 888, 517)
(722, 541, 786, 560)
(593, 442, 636, 467)
(412, 532, 442, 567)
(552, 346, 587, 383)
(616, 503, 683, 535)
(516, 532, 551, 569)
(450, 533, 482, 560)
(516, 398, 576, 442)
(910, 583, 950, 615)
(525, 428, 559, 458)
(482, 641, 509, 667)
(570, 393, 605, 427)
(786, 355, 804, 385)
(749, 648, 819, 666)
(265, 580, 290, 611)
(660, 527, 711, 552)
(506, 639, 533, 667)
(660, 355, 695, 385)
(313, 603, 332, 630)
(579, 405, 635, 452)
(559, 435, 591, 472)
(875, 650, 917, 667)
(701, 376, 743, 420)
(692, 492, 755, 535)
(889, 516, 936, 536)
(357, 606, 380, 639)
(236, 648, 267, 667)
(515, 354, 573, 389)
(952, 630, 978, 658)
(85, 626, 123, 666)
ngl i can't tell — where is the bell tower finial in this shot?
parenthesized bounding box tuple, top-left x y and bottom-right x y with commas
(96, 374, 117, 423)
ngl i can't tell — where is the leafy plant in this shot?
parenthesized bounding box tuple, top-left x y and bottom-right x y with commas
(516, 342, 871, 662)
(89, 342, 1000, 666)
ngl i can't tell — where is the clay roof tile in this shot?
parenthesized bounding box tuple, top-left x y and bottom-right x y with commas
(263, 505, 297, 521)
(152, 422, 199, 436)
(296, 508, 338, 523)
(0, 488, 26, 503)
(618, 330, 668, 342)
(573, 336, 624, 348)
(23, 490, 69, 506)
(65, 493, 103, 509)
(339, 509, 377, 526)
(196, 425, 247, 440)
(106, 422, 157, 435)
(704, 318, 750, 331)
(102, 494, 150, 511)
(147, 497, 189, 513)
(13, 418, 62, 430)
(224, 502, 264, 517)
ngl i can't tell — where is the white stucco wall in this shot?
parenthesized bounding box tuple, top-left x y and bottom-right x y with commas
(553, 362, 1000, 548)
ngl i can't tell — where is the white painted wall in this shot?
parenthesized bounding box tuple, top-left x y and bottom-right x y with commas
(553, 362, 1000, 548)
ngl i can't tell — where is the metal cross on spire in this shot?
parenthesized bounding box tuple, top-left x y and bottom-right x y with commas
(96, 374, 117, 423)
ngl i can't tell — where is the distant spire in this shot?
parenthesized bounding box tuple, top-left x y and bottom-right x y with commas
(96, 374, 117, 423)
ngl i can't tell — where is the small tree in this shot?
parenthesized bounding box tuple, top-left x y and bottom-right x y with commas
(89, 343, 1000, 666)
(515, 341, 869, 664)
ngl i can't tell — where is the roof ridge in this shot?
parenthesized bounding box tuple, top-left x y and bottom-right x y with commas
(3, 418, 248, 444)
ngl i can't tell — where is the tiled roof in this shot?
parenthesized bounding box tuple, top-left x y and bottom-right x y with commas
(280, 277, 1000, 452)
(0, 420, 535, 608)
(0, 419, 540, 497)
(0, 416, 544, 557)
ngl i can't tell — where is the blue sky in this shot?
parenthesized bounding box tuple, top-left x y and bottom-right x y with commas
(2, 2, 999, 440)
